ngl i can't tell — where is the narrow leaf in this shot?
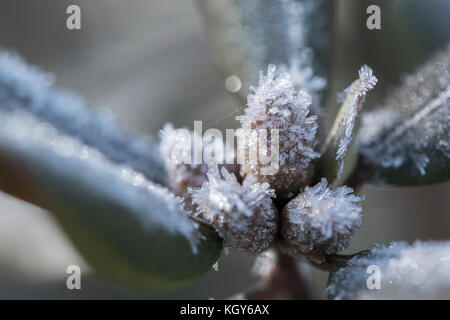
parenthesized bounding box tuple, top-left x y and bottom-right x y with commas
(0, 51, 169, 187)
(315, 65, 377, 183)
(356, 44, 450, 186)
(195, 0, 333, 105)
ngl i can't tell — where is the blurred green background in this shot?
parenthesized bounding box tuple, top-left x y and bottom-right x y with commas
(0, 0, 449, 299)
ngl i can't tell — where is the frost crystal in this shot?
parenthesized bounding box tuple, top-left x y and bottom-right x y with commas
(159, 123, 208, 196)
(281, 178, 363, 263)
(189, 165, 277, 253)
(327, 241, 450, 300)
(359, 45, 450, 175)
(0, 51, 167, 186)
(327, 65, 377, 178)
(159, 123, 239, 203)
(237, 64, 319, 197)
(280, 56, 327, 112)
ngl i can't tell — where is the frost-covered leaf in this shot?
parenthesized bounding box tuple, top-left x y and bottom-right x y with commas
(315, 66, 377, 183)
(0, 51, 168, 187)
(0, 52, 222, 291)
(196, 0, 333, 104)
(327, 241, 450, 300)
(0, 109, 222, 291)
(356, 45, 450, 186)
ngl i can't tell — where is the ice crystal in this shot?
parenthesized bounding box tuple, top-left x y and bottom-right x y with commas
(236, 64, 319, 196)
(327, 241, 450, 300)
(159, 123, 239, 203)
(359, 45, 450, 175)
(280, 56, 327, 112)
(0, 109, 200, 252)
(0, 50, 167, 186)
(159, 123, 209, 197)
(189, 165, 277, 253)
(327, 65, 378, 179)
(281, 178, 363, 263)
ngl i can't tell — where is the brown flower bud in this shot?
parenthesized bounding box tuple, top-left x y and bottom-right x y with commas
(189, 165, 278, 253)
(280, 179, 363, 264)
(159, 123, 239, 208)
(236, 65, 320, 199)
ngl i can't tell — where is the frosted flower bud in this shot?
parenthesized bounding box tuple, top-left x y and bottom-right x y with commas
(159, 123, 239, 203)
(280, 59, 328, 147)
(189, 165, 278, 253)
(280, 178, 363, 264)
(236, 65, 320, 198)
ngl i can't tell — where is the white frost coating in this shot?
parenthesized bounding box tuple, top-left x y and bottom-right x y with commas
(336, 66, 377, 167)
(236, 65, 320, 196)
(189, 165, 277, 253)
(327, 241, 450, 300)
(280, 57, 327, 111)
(327, 65, 377, 179)
(0, 109, 201, 252)
(281, 178, 363, 263)
(359, 45, 450, 175)
(159, 123, 239, 201)
(237, 64, 319, 167)
(0, 51, 167, 185)
(159, 123, 208, 193)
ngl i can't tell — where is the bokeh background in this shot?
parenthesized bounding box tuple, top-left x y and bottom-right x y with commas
(0, 0, 449, 299)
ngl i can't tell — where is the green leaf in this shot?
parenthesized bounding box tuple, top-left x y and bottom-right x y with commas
(0, 110, 222, 291)
(355, 44, 450, 186)
(0, 51, 222, 291)
(195, 0, 334, 104)
(314, 65, 377, 184)
(0, 51, 169, 187)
